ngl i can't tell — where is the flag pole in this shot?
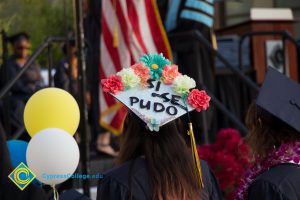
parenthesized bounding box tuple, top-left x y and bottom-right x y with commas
(74, 0, 90, 196)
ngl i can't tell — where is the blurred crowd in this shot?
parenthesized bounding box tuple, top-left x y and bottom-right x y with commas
(0, 0, 117, 158)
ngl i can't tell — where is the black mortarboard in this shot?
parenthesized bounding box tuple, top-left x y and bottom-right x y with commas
(8, 32, 30, 44)
(257, 67, 300, 132)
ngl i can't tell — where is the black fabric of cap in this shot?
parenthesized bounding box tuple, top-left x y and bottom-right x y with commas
(8, 32, 30, 44)
(257, 67, 300, 132)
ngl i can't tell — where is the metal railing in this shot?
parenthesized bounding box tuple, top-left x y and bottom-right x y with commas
(0, 36, 66, 100)
(169, 30, 260, 137)
(239, 30, 300, 78)
(0, 36, 66, 139)
(0, 32, 91, 195)
(169, 30, 300, 137)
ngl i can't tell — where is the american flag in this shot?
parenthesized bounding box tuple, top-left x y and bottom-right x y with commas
(99, 0, 173, 135)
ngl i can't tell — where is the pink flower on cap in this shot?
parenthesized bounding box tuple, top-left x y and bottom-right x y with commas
(101, 75, 125, 94)
(188, 89, 211, 112)
(162, 64, 181, 85)
(131, 62, 150, 86)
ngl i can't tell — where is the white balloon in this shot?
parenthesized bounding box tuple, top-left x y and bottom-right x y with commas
(26, 128, 80, 185)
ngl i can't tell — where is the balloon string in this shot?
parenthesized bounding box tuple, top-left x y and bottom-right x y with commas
(52, 185, 59, 200)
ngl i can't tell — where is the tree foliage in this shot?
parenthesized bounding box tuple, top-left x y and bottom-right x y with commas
(0, 0, 74, 66)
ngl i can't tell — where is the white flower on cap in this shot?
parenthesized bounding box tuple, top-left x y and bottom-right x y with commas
(172, 75, 196, 95)
(117, 68, 141, 89)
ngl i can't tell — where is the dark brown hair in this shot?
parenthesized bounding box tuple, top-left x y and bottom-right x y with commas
(246, 102, 300, 158)
(117, 113, 200, 200)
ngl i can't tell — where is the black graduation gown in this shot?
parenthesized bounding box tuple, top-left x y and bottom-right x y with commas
(0, 184, 47, 200)
(248, 163, 300, 200)
(0, 57, 43, 102)
(97, 158, 222, 200)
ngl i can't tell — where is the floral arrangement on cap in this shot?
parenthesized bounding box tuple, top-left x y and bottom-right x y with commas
(101, 53, 211, 112)
(102, 53, 210, 189)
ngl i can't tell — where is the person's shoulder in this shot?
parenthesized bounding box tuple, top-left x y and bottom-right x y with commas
(200, 160, 209, 171)
(200, 159, 223, 200)
(7, 57, 16, 63)
(97, 158, 148, 200)
(256, 163, 300, 185)
(249, 164, 300, 200)
(103, 158, 147, 186)
(248, 179, 290, 200)
(54, 59, 69, 73)
(5, 58, 18, 69)
(199, 159, 212, 180)
(200, 159, 216, 182)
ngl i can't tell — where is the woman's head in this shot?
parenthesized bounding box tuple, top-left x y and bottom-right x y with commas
(117, 112, 199, 200)
(246, 102, 300, 158)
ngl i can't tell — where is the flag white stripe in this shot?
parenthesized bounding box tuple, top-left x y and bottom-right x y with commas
(132, 0, 158, 53)
(131, 34, 145, 62)
(99, 87, 107, 115)
(100, 36, 117, 76)
(118, 0, 143, 63)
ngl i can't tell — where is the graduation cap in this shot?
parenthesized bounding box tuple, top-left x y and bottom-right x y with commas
(101, 53, 211, 188)
(257, 67, 300, 132)
(8, 32, 30, 44)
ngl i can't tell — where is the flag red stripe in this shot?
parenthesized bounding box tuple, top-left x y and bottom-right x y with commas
(126, 0, 148, 54)
(112, 0, 135, 64)
(110, 106, 127, 129)
(144, 0, 169, 57)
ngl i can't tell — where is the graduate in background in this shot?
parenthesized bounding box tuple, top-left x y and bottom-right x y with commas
(0, 32, 43, 139)
(54, 39, 79, 95)
(236, 68, 300, 200)
(1, 32, 43, 102)
(97, 53, 221, 200)
(159, 0, 217, 138)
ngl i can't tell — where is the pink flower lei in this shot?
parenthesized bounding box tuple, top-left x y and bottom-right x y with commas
(235, 140, 300, 200)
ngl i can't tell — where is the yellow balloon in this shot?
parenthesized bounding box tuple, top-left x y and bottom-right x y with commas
(24, 88, 80, 137)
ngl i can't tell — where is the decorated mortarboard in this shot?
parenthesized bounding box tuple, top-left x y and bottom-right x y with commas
(101, 53, 211, 188)
(257, 67, 300, 132)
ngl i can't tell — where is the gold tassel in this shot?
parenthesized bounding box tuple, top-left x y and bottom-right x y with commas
(113, 0, 119, 48)
(187, 122, 204, 189)
(211, 29, 218, 50)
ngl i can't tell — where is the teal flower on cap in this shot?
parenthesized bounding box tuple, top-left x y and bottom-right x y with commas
(140, 53, 171, 80)
(147, 118, 160, 132)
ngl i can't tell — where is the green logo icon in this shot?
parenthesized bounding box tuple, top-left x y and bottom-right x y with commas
(8, 162, 36, 190)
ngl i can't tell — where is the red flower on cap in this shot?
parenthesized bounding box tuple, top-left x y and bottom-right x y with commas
(187, 89, 211, 112)
(101, 75, 125, 94)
